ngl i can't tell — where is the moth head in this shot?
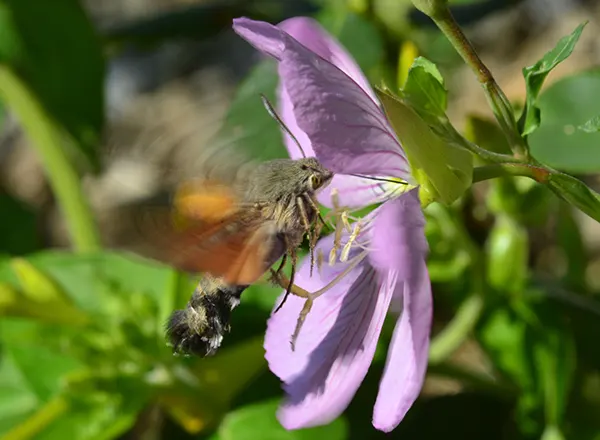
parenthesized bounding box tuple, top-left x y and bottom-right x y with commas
(297, 157, 333, 192)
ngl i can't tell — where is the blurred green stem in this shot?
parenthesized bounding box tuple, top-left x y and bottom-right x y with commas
(429, 294, 484, 364)
(0, 66, 100, 252)
(414, 0, 528, 158)
(2, 395, 69, 440)
(428, 363, 516, 399)
(473, 163, 550, 183)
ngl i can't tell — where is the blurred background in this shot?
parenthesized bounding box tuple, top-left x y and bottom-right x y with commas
(1, 0, 600, 439)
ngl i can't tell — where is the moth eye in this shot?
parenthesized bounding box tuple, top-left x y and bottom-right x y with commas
(310, 174, 322, 189)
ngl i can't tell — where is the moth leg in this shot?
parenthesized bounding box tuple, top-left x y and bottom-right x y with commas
(269, 269, 313, 351)
(273, 246, 297, 314)
(303, 195, 325, 267)
(269, 269, 311, 298)
(291, 297, 313, 351)
(296, 196, 316, 276)
(273, 252, 287, 280)
(304, 195, 328, 231)
(296, 196, 311, 232)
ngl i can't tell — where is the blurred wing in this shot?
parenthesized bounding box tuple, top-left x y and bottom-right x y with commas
(171, 219, 279, 285)
(127, 180, 279, 286)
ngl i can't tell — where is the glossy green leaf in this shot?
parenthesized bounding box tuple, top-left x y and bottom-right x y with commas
(403, 56, 447, 119)
(529, 71, 600, 172)
(218, 399, 348, 440)
(519, 22, 587, 136)
(547, 172, 600, 223)
(376, 88, 472, 205)
(0, 0, 105, 169)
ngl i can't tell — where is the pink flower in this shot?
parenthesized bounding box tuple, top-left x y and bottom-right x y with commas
(233, 17, 433, 433)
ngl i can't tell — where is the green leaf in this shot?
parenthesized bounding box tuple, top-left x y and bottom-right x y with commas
(217, 60, 285, 162)
(31, 392, 143, 440)
(546, 172, 600, 223)
(0, 350, 39, 434)
(159, 338, 268, 434)
(4, 259, 89, 326)
(403, 56, 447, 119)
(519, 22, 587, 136)
(0, 0, 105, 169)
(464, 116, 512, 155)
(5, 344, 82, 402)
(578, 115, 600, 133)
(218, 399, 348, 440)
(376, 88, 472, 205)
(529, 71, 600, 172)
(478, 300, 575, 435)
(0, 343, 83, 438)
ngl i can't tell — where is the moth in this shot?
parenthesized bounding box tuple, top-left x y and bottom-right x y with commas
(165, 154, 333, 356)
(135, 96, 334, 356)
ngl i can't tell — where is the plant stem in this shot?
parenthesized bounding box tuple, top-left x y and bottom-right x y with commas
(425, 5, 529, 159)
(472, 163, 551, 183)
(429, 294, 484, 364)
(427, 362, 517, 400)
(0, 66, 101, 252)
(2, 395, 69, 440)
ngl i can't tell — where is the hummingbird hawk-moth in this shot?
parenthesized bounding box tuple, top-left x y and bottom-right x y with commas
(130, 95, 334, 357)
(163, 155, 333, 356)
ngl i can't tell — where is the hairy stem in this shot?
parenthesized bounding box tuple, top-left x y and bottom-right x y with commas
(472, 163, 551, 183)
(424, 4, 529, 159)
(429, 294, 484, 364)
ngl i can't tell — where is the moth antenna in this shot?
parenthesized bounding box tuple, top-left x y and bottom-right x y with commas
(347, 174, 409, 185)
(260, 94, 307, 158)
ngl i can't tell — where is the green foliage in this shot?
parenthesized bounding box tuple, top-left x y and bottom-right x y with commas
(547, 172, 600, 223)
(402, 57, 447, 120)
(0, 0, 104, 169)
(377, 87, 472, 206)
(530, 71, 600, 172)
(518, 22, 587, 137)
(216, 400, 348, 440)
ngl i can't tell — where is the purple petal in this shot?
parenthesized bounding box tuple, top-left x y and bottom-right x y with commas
(373, 261, 432, 432)
(264, 234, 393, 429)
(232, 17, 409, 178)
(317, 174, 399, 209)
(369, 188, 428, 278)
(278, 17, 377, 102)
(278, 85, 314, 159)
